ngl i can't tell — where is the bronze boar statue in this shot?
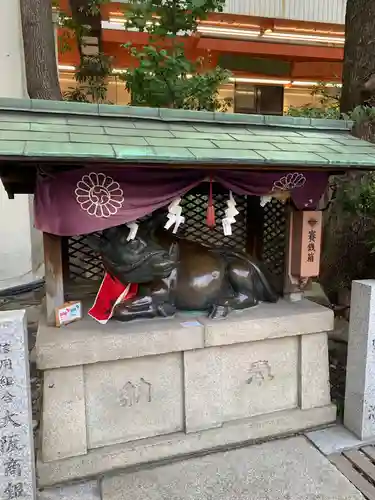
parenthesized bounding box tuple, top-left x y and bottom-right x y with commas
(89, 215, 280, 321)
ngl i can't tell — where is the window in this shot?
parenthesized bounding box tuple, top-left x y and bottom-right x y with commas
(234, 83, 284, 115)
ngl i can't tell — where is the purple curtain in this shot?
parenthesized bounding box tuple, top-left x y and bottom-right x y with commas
(34, 167, 329, 236)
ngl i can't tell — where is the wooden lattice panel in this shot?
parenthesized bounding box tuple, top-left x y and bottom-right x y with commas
(261, 199, 286, 277)
(65, 193, 248, 282)
(180, 192, 247, 251)
(65, 195, 286, 283)
(66, 233, 104, 282)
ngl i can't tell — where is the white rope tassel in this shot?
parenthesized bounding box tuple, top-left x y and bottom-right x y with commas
(165, 198, 185, 234)
(126, 222, 139, 241)
(222, 191, 239, 236)
(260, 195, 272, 207)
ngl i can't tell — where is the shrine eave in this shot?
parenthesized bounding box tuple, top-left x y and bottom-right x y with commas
(0, 98, 375, 171)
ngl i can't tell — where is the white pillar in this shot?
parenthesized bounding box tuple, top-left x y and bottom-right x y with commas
(0, 0, 43, 290)
(0, 0, 28, 98)
(344, 280, 375, 439)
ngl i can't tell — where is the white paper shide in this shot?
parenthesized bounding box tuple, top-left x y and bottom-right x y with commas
(165, 198, 185, 234)
(222, 192, 239, 236)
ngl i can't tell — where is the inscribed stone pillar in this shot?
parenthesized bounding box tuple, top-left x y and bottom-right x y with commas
(344, 280, 375, 439)
(0, 310, 36, 500)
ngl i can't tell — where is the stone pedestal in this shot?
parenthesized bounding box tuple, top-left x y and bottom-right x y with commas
(345, 280, 375, 439)
(36, 299, 335, 487)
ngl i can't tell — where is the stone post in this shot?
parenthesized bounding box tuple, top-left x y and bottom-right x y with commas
(345, 280, 375, 439)
(0, 310, 36, 500)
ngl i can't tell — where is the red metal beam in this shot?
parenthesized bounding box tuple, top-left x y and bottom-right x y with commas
(101, 29, 343, 61)
(197, 38, 343, 61)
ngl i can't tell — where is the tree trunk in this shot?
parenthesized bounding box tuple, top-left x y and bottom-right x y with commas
(340, 0, 375, 113)
(69, 0, 102, 56)
(20, 0, 62, 100)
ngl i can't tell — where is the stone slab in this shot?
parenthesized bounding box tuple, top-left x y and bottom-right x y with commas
(37, 405, 336, 487)
(345, 280, 375, 439)
(42, 366, 87, 462)
(36, 312, 204, 370)
(300, 333, 331, 409)
(221, 337, 298, 421)
(36, 300, 332, 371)
(306, 424, 375, 456)
(0, 310, 36, 500)
(184, 337, 298, 432)
(37, 481, 100, 500)
(101, 436, 363, 500)
(202, 299, 333, 347)
(85, 353, 183, 449)
(184, 348, 223, 433)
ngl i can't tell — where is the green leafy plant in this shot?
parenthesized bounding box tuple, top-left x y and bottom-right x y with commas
(55, 0, 113, 103)
(65, 53, 113, 103)
(287, 105, 341, 119)
(80, 0, 110, 16)
(287, 81, 341, 119)
(57, 14, 91, 54)
(311, 81, 341, 108)
(333, 172, 375, 253)
(120, 0, 231, 110)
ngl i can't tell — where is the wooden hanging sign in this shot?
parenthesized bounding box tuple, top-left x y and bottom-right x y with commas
(290, 211, 323, 278)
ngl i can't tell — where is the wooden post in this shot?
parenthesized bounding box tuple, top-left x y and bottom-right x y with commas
(43, 232, 64, 326)
(283, 207, 303, 301)
(246, 196, 264, 259)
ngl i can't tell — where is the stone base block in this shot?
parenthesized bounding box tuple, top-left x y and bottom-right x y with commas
(38, 405, 336, 487)
(36, 299, 335, 486)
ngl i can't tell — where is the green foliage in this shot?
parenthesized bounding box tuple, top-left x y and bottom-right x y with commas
(65, 53, 113, 103)
(56, 1, 112, 103)
(335, 173, 375, 220)
(121, 0, 231, 110)
(57, 14, 91, 54)
(350, 104, 375, 124)
(81, 0, 110, 16)
(286, 81, 341, 119)
(311, 81, 340, 109)
(329, 171, 375, 257)
(124, 0, 225, 36)
(287, 105, 341, 119)
(62, 86, 90, 102)
(182, 68, 232, 111)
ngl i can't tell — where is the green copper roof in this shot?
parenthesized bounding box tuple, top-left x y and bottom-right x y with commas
(0, 97, 373, 169)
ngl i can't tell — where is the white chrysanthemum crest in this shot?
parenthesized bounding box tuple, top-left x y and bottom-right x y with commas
(75, 172, 124, 218)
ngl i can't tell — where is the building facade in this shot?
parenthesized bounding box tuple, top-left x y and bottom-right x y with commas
(58, 0, 346, 114)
